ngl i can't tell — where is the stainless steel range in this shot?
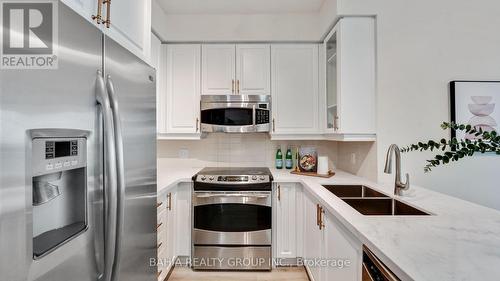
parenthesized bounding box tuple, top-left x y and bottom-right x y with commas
(192, 167, 273, 271)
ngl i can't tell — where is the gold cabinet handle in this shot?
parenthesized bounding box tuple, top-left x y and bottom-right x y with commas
(231, 79, 235, 94)
(277, 185, 281, 201)
(236, 80, 240, 94)
(91, 0, 104, 24)
(272, 118, 275, 132)
(102, 0, 111, 28)
(319, 206, 325, 230)
(157, 270, 162, 278)
(316, 204, 320, 227)
(156, 202, 163, 208)
(156, 222, 163, 230)
(167, 193, 172, 211)
(196, 118, 199, 132)
(157, 242, 163, 249)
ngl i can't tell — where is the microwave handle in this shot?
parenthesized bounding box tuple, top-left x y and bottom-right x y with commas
(252, 104, 256, 126)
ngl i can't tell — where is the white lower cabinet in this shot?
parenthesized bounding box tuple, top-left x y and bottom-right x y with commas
(173, 182, 192, 257)
(322, 211, 362, 281)
(273, 183, 299, 261)
(303, 189, 323, 280)
(302, 187, 362, 281)
(157, 191, 170, 281)
(157, 183, 192, 280)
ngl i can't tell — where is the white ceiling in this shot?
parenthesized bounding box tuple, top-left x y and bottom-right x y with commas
(157, 0, 326, 15)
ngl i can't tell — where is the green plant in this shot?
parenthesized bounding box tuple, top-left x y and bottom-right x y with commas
(401, 122, 500, 172)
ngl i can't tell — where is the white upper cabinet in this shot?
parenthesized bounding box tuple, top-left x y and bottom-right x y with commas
(202, 44, 270, 95)
(323, 17, 376, 141)
(105, 0, 152, 62)
(202, 45, 236, 95)
(271, 44, 319, 137)
(61, 0, 97, 23)
(236, 45, 270, 95)
(162, 44, 201, 137)
(62, 0, 152, 62)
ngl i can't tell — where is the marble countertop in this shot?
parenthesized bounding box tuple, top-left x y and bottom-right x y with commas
(157, 159, 500, 281)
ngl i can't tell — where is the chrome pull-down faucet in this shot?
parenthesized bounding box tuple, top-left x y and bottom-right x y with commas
(384, 144, 410, 196)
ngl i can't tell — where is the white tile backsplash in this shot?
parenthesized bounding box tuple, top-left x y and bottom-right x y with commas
(158, 133, 339, 168)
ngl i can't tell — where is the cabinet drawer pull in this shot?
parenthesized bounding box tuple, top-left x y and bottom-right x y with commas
(196, 118, 199, 132)
(156, 202, 163, 208)
(232, 79, 235, 94)
(157, 270, 162, 278)
(167, 193, 172, 211)
(156, 222, 163, 230)
(236, 80, 240, 94)
(277, 185, 281, 201)
(157, 242, 163, 249)
(272, 118, 275, 132)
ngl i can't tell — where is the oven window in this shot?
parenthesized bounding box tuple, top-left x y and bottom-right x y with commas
(201, 108, 253, 126)
(194, 204, 271, 232)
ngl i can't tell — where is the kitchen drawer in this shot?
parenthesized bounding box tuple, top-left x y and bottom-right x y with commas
(156, 215, 165, 234)
(157, 208, 166, 224)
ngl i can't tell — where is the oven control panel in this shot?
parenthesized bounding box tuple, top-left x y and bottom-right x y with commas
(195, 174, 271, 184)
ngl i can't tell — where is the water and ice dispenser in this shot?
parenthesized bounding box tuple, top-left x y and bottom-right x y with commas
(30, 129, 90, 259)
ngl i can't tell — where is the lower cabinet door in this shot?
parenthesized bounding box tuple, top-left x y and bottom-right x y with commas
(274, 183, 297, 260)
(303, 192, 323, 281)
(322, 211, 362, 281)
(174, 183, 192, 257)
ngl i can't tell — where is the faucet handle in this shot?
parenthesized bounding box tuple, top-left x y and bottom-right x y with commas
(404, 173, 410, 189)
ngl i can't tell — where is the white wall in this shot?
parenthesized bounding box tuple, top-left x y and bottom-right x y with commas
(151, 0, 339, 42)
(151, 0, 168, 41)
(337, 0, 500, 210)
(156, 13, 322, 42)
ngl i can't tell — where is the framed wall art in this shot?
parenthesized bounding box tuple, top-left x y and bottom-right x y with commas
(450, 81, 500, 140)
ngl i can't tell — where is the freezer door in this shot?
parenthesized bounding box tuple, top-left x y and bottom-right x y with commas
(103, 35, 157, 281)
(0, 3, 102, 281)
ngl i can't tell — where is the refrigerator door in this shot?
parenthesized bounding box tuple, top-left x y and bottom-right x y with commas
(0, 3, 102, 281)
(103, 36, 157, 281)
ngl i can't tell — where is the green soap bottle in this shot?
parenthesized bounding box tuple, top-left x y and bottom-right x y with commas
(275, 146, 283, 169)
(285, 146, 293, 169)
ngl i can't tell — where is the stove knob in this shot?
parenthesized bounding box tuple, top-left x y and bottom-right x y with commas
(252, 175, 257, 180)
(259, 176, 266, 180)
(209, 176, 214, 181)
(201, 176, 206, 181)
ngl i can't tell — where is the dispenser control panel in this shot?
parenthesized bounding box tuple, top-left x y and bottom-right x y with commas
(45, 140, 79, 159)
(32, 137, 87, 177)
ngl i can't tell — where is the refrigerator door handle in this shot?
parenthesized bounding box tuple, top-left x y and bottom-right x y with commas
(105, 75, 125, 281)
(95, 70, 118, 281)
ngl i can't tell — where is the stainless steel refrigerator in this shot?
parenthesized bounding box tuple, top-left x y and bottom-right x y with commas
(0, 2, 157, 281)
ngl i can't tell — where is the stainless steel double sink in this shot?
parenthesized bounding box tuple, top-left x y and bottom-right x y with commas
(322, 185, 430, 216)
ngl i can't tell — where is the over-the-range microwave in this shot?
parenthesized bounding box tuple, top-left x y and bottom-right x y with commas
(200, 95, 271, 133)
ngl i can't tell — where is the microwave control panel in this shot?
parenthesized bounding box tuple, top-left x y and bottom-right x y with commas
(256, 107, 270, 125)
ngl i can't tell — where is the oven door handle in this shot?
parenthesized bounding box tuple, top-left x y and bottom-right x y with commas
(195, 193, 270, 198)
